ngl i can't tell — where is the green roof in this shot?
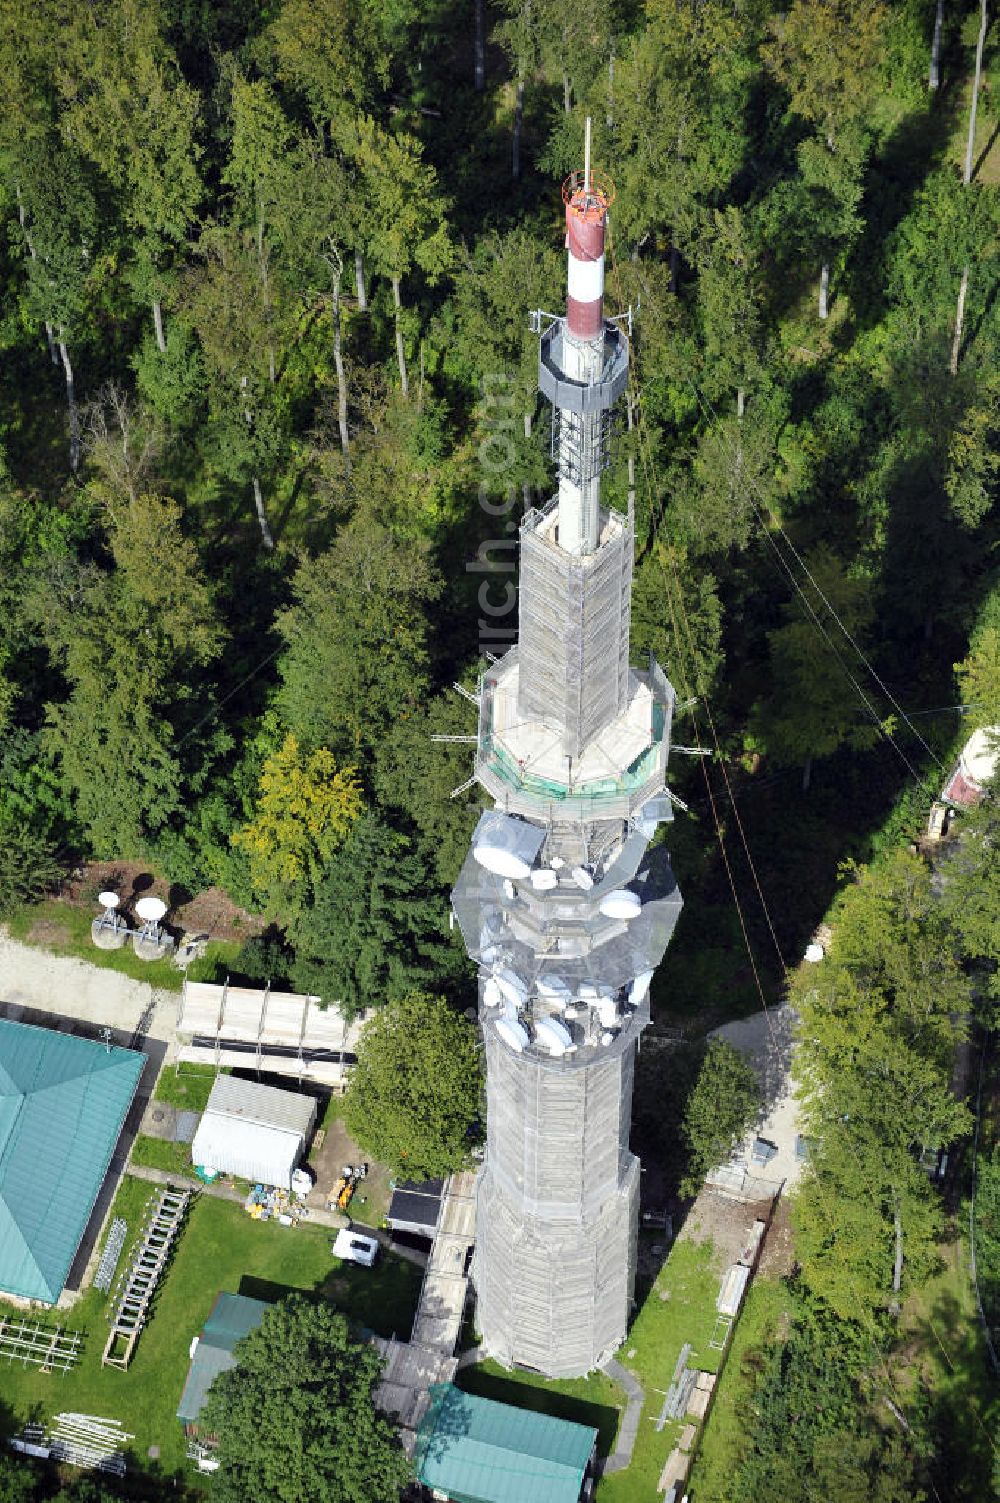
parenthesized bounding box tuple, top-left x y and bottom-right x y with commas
(0, 1019, 145, 1303)
(413, 1384, 597, 1503)
(177, 1293, 270, 1424)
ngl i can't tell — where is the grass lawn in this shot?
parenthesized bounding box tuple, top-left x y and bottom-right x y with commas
(6, 900, 242, 996)
(893, 1232, 996, 1497)
(456, 1358, 623, 1458)
(687, 1274, 791, 1503)
(153, 1062, 219, 1113)
(598, 1235, 725, 1503)
(185, 941, 245, 985)
(129, 1136, 196, 1177)
(0, 1172, 421, 1486)
(6, 899, 184, 990)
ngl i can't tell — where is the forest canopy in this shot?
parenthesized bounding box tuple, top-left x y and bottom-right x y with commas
(0, 1, 998, 1500)
(0, 1, 995, 1018)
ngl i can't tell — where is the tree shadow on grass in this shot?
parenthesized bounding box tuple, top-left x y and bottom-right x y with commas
(914, 1282, 997, 1502)
(239, 1253, 422, 1343)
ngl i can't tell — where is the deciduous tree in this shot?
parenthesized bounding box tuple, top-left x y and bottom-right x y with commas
(61, 0, 203, 352)
(791, 850, 971, 1318)
(277, 514, 441, 762)
(763, 0, 887, 317)
(345, 991, 482, 1177)
(231, 733, 363, 909)
(200, 1295, 409, 1503)
(349, 118, 451, 397)
(752, 546, 884, 790)
(34, 493, 223, 855)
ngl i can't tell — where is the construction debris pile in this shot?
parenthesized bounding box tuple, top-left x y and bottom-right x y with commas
(243, 1183, 311, 1226)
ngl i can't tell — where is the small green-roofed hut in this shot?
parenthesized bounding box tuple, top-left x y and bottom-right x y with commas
(0, 1019, 145, 1304)
(177, 1293, 270, 1428)
(413, 1383, 597, 1503)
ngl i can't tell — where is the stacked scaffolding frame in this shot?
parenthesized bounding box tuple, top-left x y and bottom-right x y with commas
(0, 1317, 81, 1372)
(50, 1414, 133, 1474)
(517, 501, 632, 757)
(453, 168, 685, 1377)
(102, 1188, 189, 1369)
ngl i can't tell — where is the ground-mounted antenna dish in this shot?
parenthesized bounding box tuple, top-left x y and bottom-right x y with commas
(132, 893, 175, 963)
(92, 890, 127, 952)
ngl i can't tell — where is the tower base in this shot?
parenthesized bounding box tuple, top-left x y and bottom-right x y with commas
(473, 1155, 639, 1378)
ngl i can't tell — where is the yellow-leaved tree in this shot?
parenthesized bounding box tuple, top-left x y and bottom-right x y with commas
(231, 733, 363, 911)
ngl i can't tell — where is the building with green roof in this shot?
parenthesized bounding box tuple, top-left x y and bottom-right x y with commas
(177, 1293, 271, 1429)
(413, 1383, 597, 1503)
(0, 1019, 145, 1304)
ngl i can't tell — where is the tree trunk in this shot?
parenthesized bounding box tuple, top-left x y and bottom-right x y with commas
(474, 0, 485, 90)
(391, 276, 409, 398)
(819, 262, 830, 320)
(152, 297, 166, 354)
(331, 270, 350, 468)
(512, 77, 525, 181)
(563, 72, 572, 114)
(737, 386, 746, 420)
(929, 0, 944, 89)
(607, 48, 615, 129)
(802, 756, 813, 792)
(964, 0, 989, 185)
(16, 186, 59, 365)
(57, 334, 81, 472)
(950, 2, 987, 376)
(523, 411, 533, 509)
(891, 1202, 903, 1315)
(669, 244, 679, 293)
(354, 248, 367, 311)
(950, 265, 969, 374)
(256, 212, 277, 385)
(252, 475, 275, 550)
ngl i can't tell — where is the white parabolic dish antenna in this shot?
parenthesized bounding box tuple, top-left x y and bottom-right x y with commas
(135, 896, 167, 923)
(98, 891, 120, 909)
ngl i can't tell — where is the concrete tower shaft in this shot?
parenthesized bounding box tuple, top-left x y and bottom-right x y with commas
(452, 128, 683, 1377)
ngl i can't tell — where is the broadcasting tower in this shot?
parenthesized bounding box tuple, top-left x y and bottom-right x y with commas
(451, 127, 683, 1377)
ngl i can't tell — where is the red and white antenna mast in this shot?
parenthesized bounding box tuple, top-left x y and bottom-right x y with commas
(564, 116, 611, 344)
(535, 117, 626, 556)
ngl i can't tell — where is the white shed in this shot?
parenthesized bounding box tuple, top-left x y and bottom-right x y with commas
(191, 1076, 317, 1190)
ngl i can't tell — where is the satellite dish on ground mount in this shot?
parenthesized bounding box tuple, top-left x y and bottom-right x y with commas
(92, 890, 127, 952)
(132, 893, 175, 963)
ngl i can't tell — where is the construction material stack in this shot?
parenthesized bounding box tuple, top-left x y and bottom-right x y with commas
(451, 130, 684, 1377)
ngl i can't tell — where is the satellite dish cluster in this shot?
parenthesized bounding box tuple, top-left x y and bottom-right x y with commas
(92, 890, 175, 962)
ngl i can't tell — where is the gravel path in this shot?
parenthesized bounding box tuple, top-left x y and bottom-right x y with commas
(600, 1357, 645, 1473)
(0, 927, 177, 1050)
